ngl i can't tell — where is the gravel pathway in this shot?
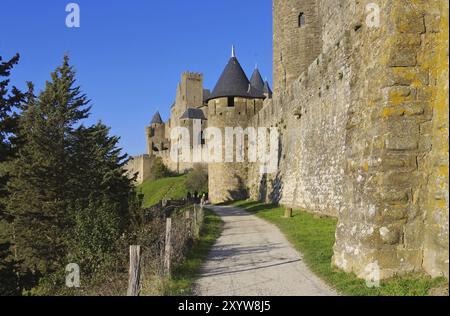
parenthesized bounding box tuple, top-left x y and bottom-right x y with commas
(194, 205, 337, 296)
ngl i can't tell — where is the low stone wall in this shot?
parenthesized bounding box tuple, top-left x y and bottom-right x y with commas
(125, 155, 153, 184)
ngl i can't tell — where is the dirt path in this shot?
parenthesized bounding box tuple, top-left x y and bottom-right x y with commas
(194, 205, 337, 296)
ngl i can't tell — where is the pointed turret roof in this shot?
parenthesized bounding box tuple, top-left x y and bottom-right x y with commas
(250, 67, 265, 94)
(207, 47, 265, 101)
(180, 108, 207, 121)
(203, 89, 211, 103)
(263, 80, 273, 98)
(151, 111, 163, 125)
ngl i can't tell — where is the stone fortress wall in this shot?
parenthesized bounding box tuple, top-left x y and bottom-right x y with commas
(126, 72, 209, 179)
(127, 0, 448, 280)
(245, 0, 448, 279)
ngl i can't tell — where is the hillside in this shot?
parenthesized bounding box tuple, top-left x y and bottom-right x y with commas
(138, 175, 189, 207)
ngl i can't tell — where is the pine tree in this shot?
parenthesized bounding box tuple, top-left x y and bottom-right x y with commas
(149, 157, 171, 181)
(0, 54, 24, 218)
(67, 123, 137, 274)
(6, 55, 140, 291)
(0, 54, 25, 295)
(68, 123, 132, 210)
(6, 55, 90, 285)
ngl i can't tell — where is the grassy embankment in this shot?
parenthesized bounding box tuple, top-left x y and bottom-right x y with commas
(230, 200, 448, 296)
(138, 174, 189, 207)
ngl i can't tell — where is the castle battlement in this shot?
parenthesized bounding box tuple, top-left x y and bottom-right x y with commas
(182, 72, 203, 80)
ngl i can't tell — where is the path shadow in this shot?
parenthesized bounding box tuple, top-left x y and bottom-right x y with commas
(199, 258, 302, 277)
(200, 241, 301, 277)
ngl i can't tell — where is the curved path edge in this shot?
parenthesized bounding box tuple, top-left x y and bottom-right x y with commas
(194, 205, 338, 296)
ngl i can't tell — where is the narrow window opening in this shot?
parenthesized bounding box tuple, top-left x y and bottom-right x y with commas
(298, 12, 305, 27)
(201, 131, 205, 145)
(228, 97, 235, 107)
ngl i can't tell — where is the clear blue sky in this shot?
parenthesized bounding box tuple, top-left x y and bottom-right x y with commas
(1, 0, 273, 156)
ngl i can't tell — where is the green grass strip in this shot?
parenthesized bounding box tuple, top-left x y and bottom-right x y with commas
(163, 208, 223, 296)
(231, 200, 448, 296)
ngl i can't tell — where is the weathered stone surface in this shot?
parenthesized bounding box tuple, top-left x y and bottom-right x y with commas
(388, 47, 418, 67)
(385, 136, 418, 151)
(252, 0, 448, 280)
(130, 0, 449, 280)
(422, 0, 449, 278)
(273, 0, 323, 95)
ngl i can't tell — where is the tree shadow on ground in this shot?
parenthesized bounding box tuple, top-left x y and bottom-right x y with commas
(231, 201, 279, 214)
(199, 241, 301, 277)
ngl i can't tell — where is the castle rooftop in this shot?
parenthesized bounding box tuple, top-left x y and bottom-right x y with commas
(150, 111, 163, 125)
(250, 67, 265, 94)
(207, 47, 265, 101)
(203, 89, 211, 103)
(263, 80, 273, 98)
(180, 108, 207, 121)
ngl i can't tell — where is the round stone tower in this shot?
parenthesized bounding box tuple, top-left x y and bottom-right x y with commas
(146, 111, 165, 156)
(206, 47, 267, 204)
(273, 0, 322, 95)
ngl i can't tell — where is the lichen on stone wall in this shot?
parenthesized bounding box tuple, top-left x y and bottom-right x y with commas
(130, 0, 449, 280)
(249, 0, 449, 280)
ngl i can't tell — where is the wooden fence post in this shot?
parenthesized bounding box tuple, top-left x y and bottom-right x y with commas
(199, 205, 204, 228)
(127, 245, 141, 296)
(284, 208, 293, 218)
(164, 218, 172, 278)
(185, 210, 191, 236)
(193, 205, 199, 238)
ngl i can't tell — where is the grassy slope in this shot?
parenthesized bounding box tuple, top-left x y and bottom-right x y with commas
(138, 175, 188, 207)
(232, 200, 448, 296)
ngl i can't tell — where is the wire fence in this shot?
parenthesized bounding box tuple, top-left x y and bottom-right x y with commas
(128, 200, 205, 295)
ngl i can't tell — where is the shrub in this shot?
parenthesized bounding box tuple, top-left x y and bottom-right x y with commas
(185, 165, 208, 194)
(149, 157, 171, 181)
(69, 196, 123, 276)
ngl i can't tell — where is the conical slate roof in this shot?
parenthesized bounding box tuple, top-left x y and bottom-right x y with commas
(263, 80, 273, 98)
(180, 108, 207, 121)
(203, 89, 211, 103)
(250, 67, 265, 94)
(207, 48, 265, 101)
(151, 111, 163, 125)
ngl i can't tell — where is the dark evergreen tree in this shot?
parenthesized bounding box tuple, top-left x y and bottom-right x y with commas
(6, 55, 141, 292)
(148, 156, 171, 181)
(68, 123, 132, 214)
(0, 54, 25, 295)
(67, 123, 138, 274)
(0, 54, 24, 218)
(6, 55, 90, 285)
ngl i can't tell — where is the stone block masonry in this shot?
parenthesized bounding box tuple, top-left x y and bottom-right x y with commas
(247, 0, 448, 279)
(248, 31, 351, 218)
(129, 0, 448, 280)
(273, 0, 322, 95)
